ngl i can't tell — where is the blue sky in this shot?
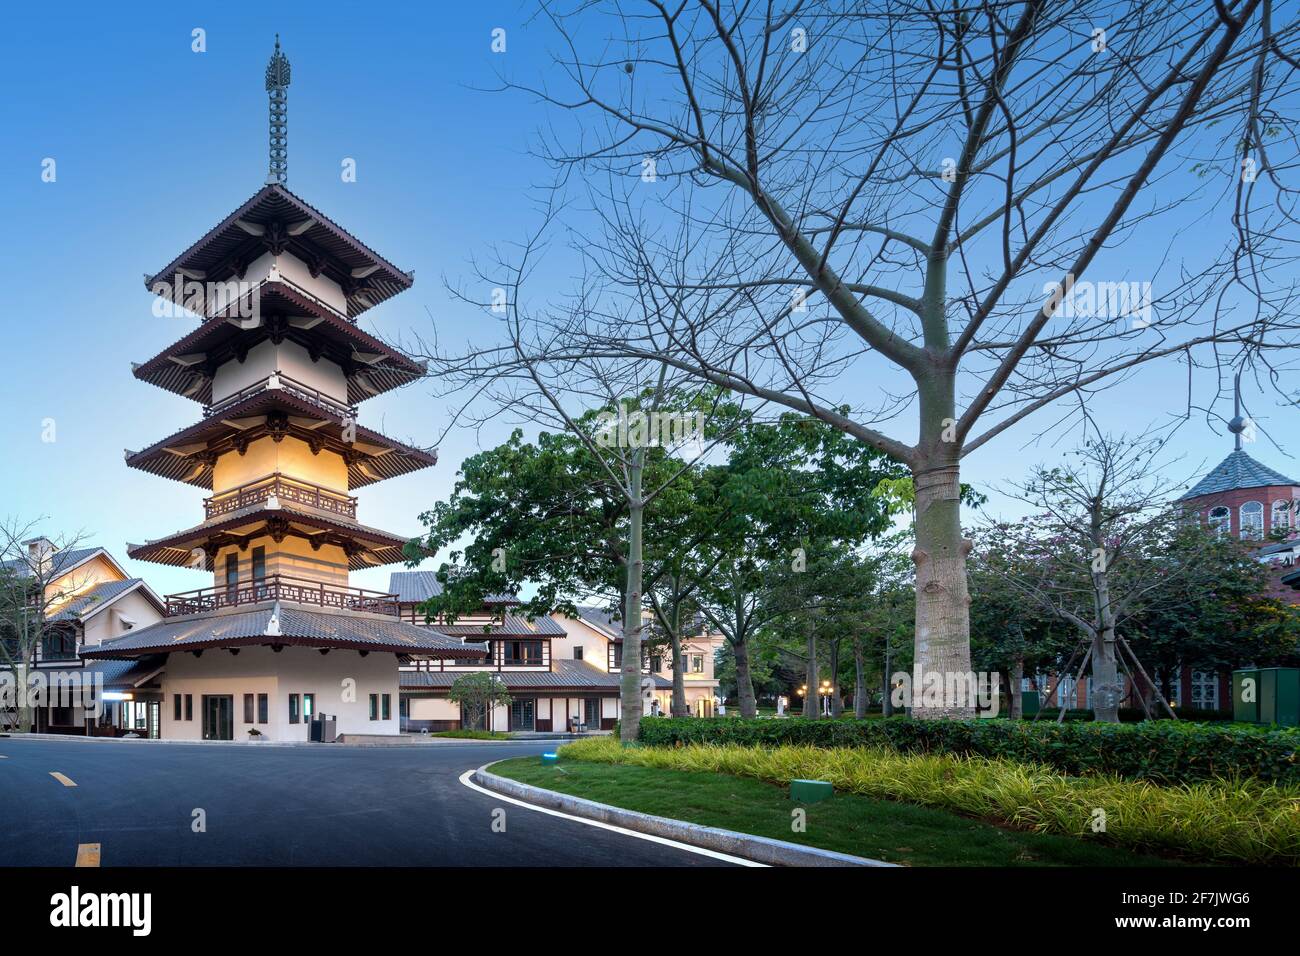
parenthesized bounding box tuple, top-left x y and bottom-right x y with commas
(0, 1, 1293, 597)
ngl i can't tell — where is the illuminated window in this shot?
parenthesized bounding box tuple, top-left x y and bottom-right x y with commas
(1240, 501, 1264, 539)
(1272, 500, 1292, 532)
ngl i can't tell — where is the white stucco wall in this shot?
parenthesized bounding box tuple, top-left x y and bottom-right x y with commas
(160, 646, 400, 742)
(242, 250, 348, 314)
(210, 338, 347, 407)
(80, 590, 163, 647)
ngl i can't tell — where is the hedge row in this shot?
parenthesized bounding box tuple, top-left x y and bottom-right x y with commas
(636, 716, 1300, 785)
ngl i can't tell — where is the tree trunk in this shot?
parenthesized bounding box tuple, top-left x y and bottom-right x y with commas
(881, 641, 894, 717)
(670, 629, 687, 717)
(911, 450, 974, 718)
(1090, 512, 1122, 723)
(853, 643, 866, 718)
(619, 459, 645, 743)
(732, 637, 757, 718)
(803, 622, 818, 718)
(829, 639, 842, 717)
(1009, 656, 1024, 720)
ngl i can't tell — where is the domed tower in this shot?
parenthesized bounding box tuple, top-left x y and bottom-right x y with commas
(82, 39, 482, 742)
(1179, 376, 1300, 603)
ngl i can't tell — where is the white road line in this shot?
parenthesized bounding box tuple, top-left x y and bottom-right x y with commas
(50, 772, 77, 787)
(458, 768, 766, 867)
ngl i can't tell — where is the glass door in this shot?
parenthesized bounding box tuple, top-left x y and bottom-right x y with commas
(202, 695, 233, 740)
(510, 697, 535, 731)
(583, 698, 600, 729)
(146, 701, 160, 739)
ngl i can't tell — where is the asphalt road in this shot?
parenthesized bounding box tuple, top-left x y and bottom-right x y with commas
(0, 737, 735, 867)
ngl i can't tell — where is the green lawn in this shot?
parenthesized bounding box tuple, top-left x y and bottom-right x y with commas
(491, 756, 1179, 867)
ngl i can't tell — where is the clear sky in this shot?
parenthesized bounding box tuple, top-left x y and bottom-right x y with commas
(0, 1, 1294, 597)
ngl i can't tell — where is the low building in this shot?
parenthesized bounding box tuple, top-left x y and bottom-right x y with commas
(393, 573, 671, 733)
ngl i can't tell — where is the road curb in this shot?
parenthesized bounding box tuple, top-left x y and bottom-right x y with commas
(0, 732, 544, 749)
(473, 762, 897, 868)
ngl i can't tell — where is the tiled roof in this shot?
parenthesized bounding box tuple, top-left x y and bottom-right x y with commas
(1, 547, 104, 579)
(1180, 449, 1300, 500)
(574, 605, 623, 640)
(388, 570, 518, 607)
(400, 658, 671, 690)
(76, 657, 166, 689)
(389, 570, 443, 603)
(80, 601, 487, 660)
(49, 579, 148, 621)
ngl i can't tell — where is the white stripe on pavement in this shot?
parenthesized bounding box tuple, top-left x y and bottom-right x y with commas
(458, 768, 766, 867)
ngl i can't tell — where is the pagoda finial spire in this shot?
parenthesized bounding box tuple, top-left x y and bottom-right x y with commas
(265, 34, 291, 185)
(1228, 368, 1246, 451)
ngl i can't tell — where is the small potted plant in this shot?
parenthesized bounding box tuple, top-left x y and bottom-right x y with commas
(247, 727, 265, 743)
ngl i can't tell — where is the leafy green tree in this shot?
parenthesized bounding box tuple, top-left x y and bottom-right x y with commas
(446, 672, 513, 732)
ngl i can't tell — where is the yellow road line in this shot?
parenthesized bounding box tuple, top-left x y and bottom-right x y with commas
(49, 771, 76, 787)
(75, 843, 101, 867)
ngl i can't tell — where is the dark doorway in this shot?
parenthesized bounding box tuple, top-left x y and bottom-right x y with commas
(583, 698, 600, 729)
(509, 697, 535, 731)
(202, 695, 234, 740)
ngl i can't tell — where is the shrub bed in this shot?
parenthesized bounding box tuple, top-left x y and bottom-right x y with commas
(636, 716, 1300, 785)
(560, 737, 1300, 865)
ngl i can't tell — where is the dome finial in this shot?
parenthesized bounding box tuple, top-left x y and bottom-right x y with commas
(1227, 368, 1246, 451)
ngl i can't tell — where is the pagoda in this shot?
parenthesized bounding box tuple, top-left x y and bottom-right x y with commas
(82, 38, 481, 742)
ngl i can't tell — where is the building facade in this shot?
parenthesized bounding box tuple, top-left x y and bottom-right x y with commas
(393, 573, 671, 732)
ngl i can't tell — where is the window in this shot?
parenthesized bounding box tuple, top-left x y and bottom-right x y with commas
(224, 553, 239, 595)
(303, 693, 315, 721)
(257, 693, 268, 724)
(505, 640, 543, 665)
(1273, 500, 1292, 533)
(289, 693, 300, 724)
(173, 694, 182, 721)
(651, 655, 663, 672)
(381, 694, 391, 721)
(1207, 506, 1231, 536)
(573, 646, 584, 661)
(692, 655, 704, 673)
(1191, 670, 1219, 710)
(1240, 501, 1264, 540)
(610, 645, 623, 669)
(184, 694, 193, 721)
(40, 629, 77, 661)
(251, 546, 266, 585)
(243, 693, 255, 724)
(369, 694, 379, 720)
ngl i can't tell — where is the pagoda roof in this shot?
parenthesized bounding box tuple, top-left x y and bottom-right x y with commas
(81, 602, 485, 660)
(134, 278, 424, 405)
(144, 184, 413, 319)
(126, 503, 424, 571)
(1179, 449, 1300, 501)
(124, 388, 436, 490)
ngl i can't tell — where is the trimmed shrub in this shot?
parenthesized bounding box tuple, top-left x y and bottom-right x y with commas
(636, 716, 1300, 785)
(558, 736, 1300, 865)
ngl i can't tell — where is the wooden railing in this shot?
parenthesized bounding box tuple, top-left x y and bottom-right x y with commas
(204, 272, 355, 325)
(205, 475, 357, 520)
(165, 574, 399, 617)
(204, 370, 355, 420)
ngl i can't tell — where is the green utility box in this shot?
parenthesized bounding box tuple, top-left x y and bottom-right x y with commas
(790, 779, 833, 804)
(1232, 668, 1300, 727)
(1021, 690, 1041, 717)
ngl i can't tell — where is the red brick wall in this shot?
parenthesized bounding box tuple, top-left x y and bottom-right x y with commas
(1183, 483, 1300, 604)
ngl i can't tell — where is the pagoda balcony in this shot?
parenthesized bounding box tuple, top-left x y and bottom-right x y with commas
(204, 371, 355, 420)
(202, 272, 355, 325)
(205, 475, 358, 520)
(164, 574, 399, 618)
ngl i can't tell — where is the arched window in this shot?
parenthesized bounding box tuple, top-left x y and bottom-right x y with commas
(1207, 506, 1231, 536)
(1240, 501, 1264, 540)
(1274, 500, 1293, 533)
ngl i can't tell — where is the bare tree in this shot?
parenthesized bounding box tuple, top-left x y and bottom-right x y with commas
(0, 520, 93, 733)
(979, 434, 1218, 721)
(482, 0, 1300, 716)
